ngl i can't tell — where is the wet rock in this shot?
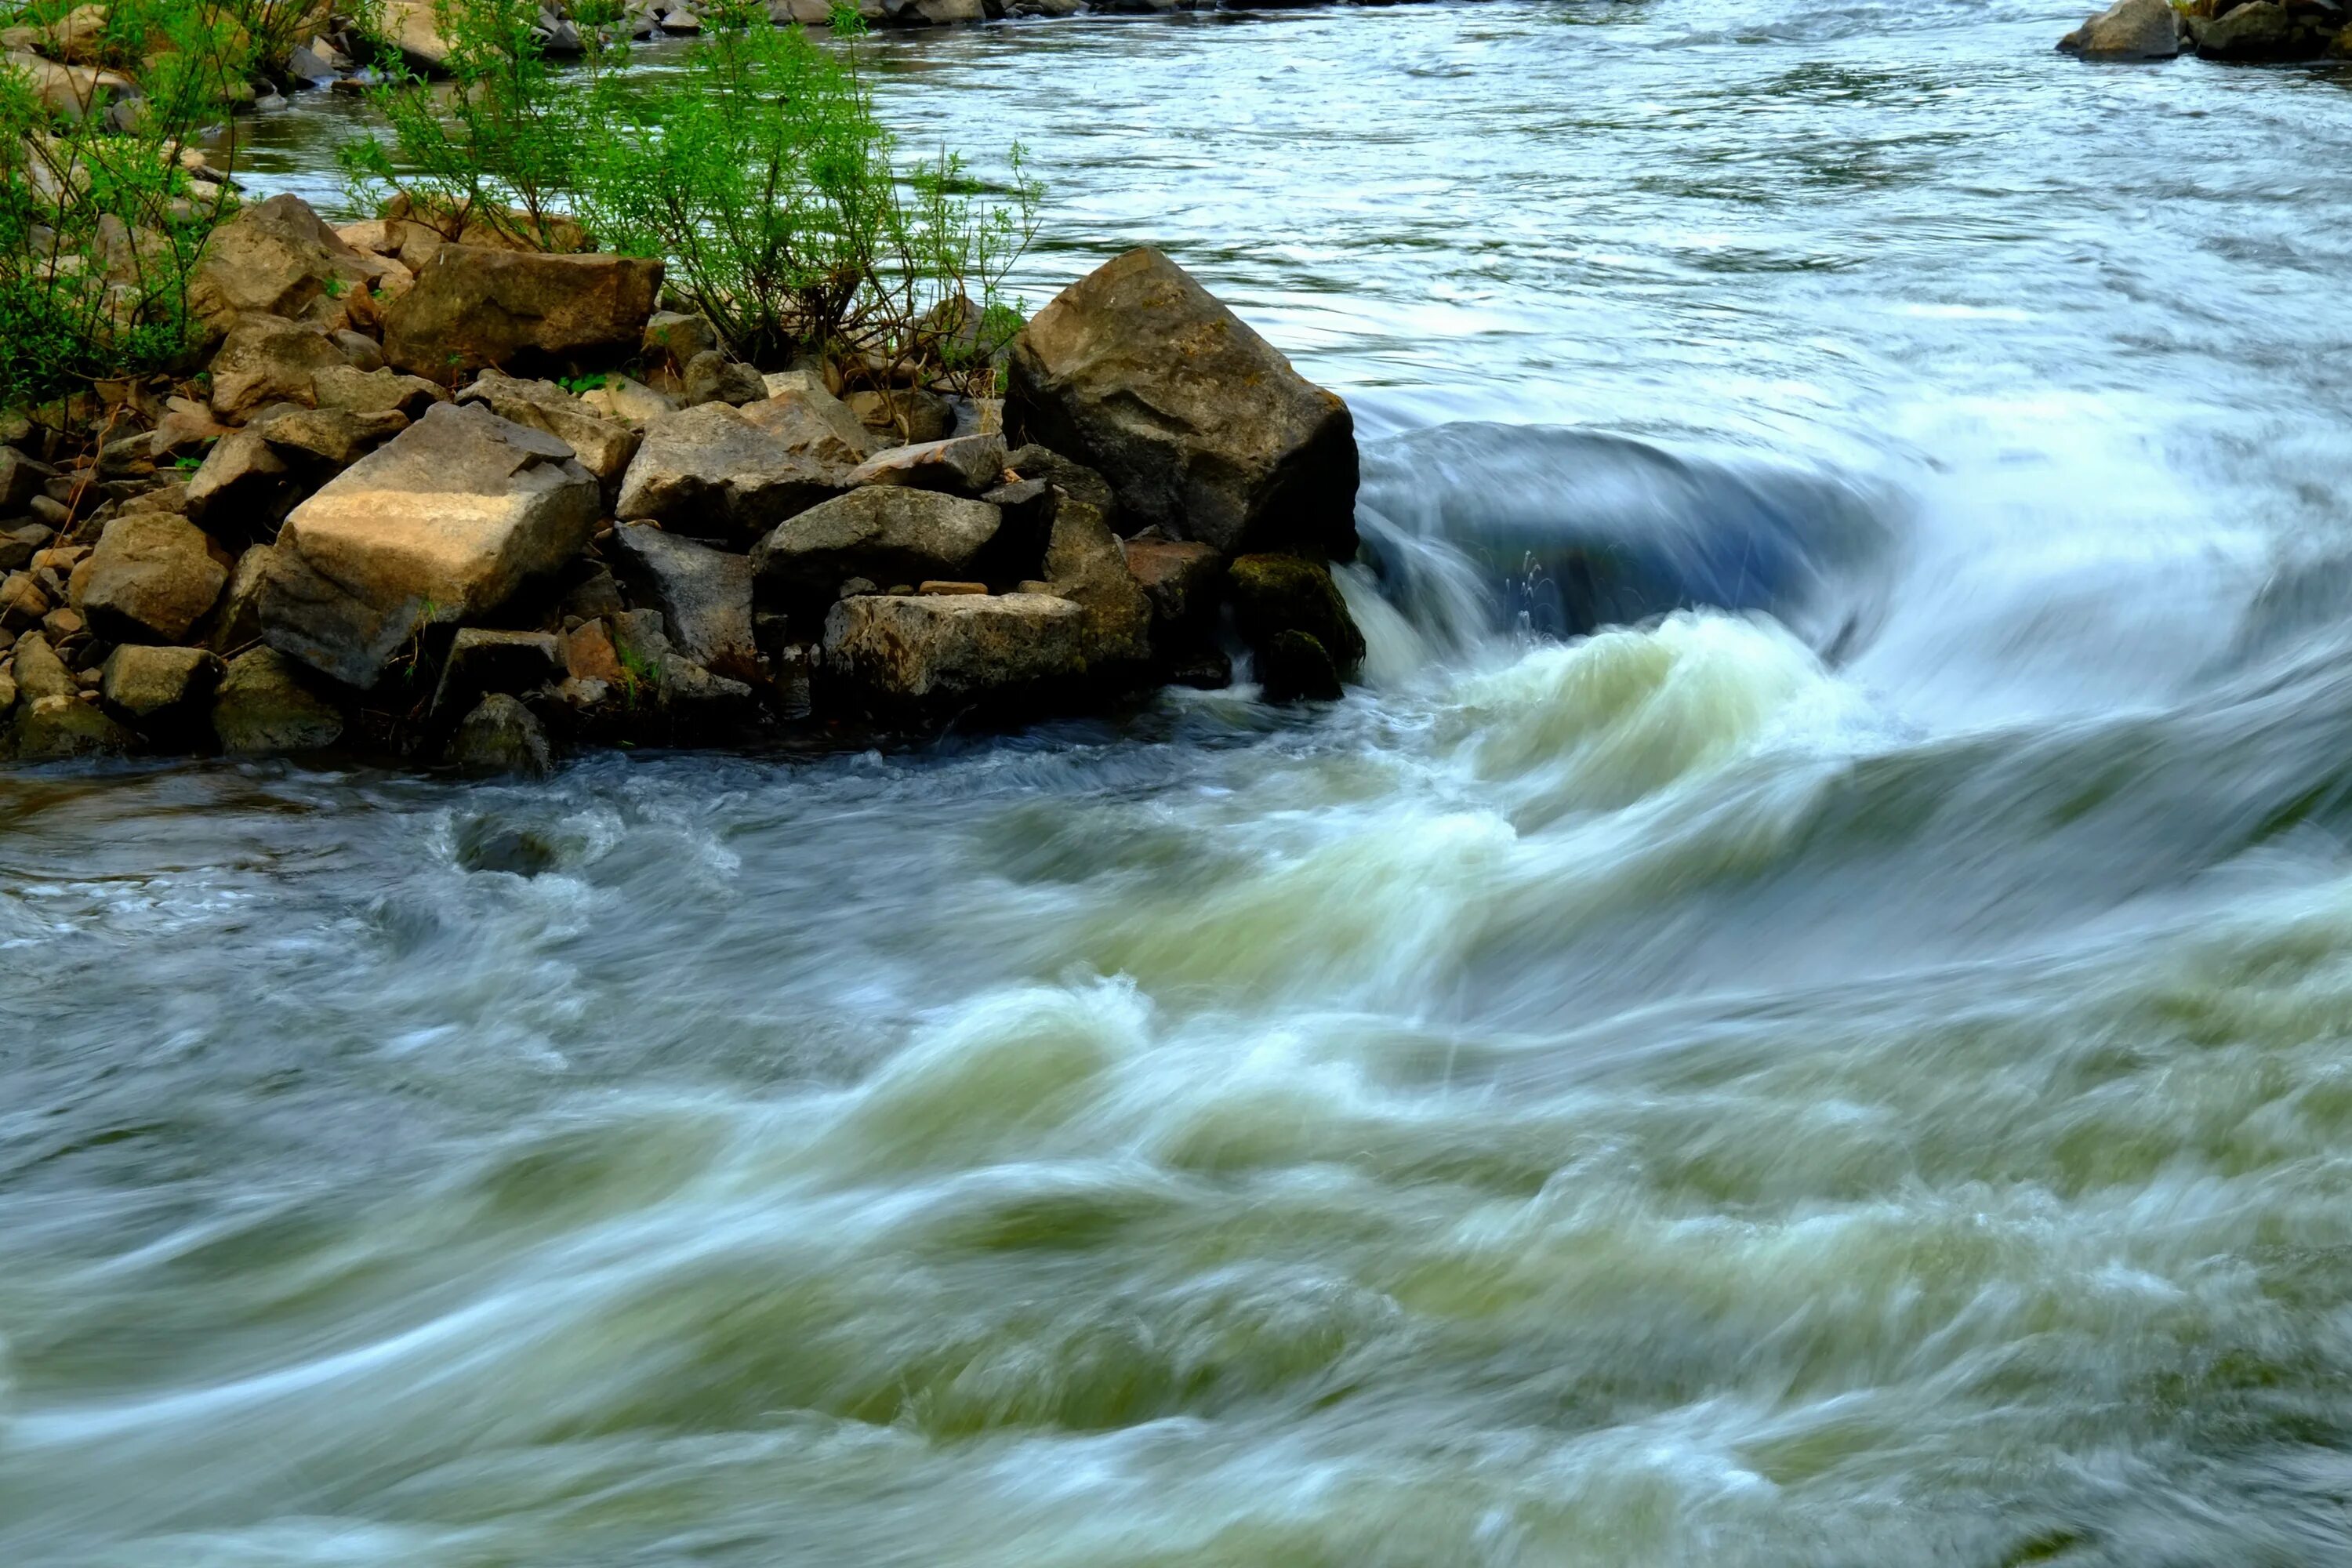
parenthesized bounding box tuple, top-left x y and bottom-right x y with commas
(261, 402, 600, 688)
(844, 434, 1007, 497)
(448, 692, 553, 776)
(456, 368, 642, 482)
(1227, 552, 1365, 677)
(7, 632, 133, 759)
(1042, 491, 1152, 667)
(80, 513, 235, 644)
(2189, 0, 2318, 57)
(456, 816, 558, 874)
(382, 245, 664, 379)
(822, 591, 1086, 706)
(844, 387, 953, 445)
(2059, 0, 2183, 56)
(750, 488, 1004, 613)
(100, 643, 222, 722)
(212, 645, 345, 753)
(429, 626, 564, 720)
(1255, 628, 1342, 702)
(207, 316, 346, 421)
(608, 522, 759, 678)
(188, 194, 385, 337)
(681, 349, 769, 408)
(615, 401, 849, 542)
(1123, 538, 1225, 630)
(1007, 247, 1358, 559)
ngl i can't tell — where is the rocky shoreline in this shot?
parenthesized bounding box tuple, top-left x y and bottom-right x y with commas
(2060, 0, 2350, 63)
(0, 194, 1370, 771)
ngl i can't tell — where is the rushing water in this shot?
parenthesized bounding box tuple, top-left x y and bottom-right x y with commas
(9, 2, 2352, 1563)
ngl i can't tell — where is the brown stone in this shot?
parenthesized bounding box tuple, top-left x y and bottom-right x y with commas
(79, 512, 235, 644)
(381, 246, 664, 379)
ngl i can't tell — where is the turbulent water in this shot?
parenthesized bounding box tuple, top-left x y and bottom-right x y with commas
(9, 2, 2352, 1563)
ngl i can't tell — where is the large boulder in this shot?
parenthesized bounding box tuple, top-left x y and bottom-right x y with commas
(607, 522, 759, 679)
(260, 402, 600, 688)
(2188, 0, 2333, 58)
(613, 401, 848, 541)
(188, 194, 386, 337)
(1123, 538, 1225, 632)
(382, 247, 663, 379)
(79, 513, 235, 644)
(822, 592, 1086, 706)
(1006, 247, 1358, 559)
(2059, 0, 2183, 57)
(212, 646, 344, 753)
(750, 488, 1004, 612)
(456, 369, 642, 482)
(379, 0, 453, 71)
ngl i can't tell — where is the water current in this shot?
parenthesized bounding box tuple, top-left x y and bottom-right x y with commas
(7, 2, 2352, 1562)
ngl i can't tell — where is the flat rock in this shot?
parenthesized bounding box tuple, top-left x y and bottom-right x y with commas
(750, 488, 1003, 610)
(615, 401, 848, 541)
(253, 405, 410, 469)
(261, 401, 600, 688)
(822, 592, 1086, 706)
(457, 368, 642, 481)
(80, 513, 236, 644)
(608, 523, 758, 678)
(844, 434, 1006, 496)
(213, 645, 344, 753)
(382, 245, 664, 379)
(1007, 247, 1358, 558)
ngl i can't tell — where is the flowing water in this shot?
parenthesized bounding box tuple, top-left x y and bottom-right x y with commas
(9, 2, 2352, 1563)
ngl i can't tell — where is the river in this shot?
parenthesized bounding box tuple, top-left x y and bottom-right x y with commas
(6, 2, 2352, 1563)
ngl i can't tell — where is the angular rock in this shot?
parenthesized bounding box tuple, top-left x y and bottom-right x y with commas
(312, 363, 446, 419)
(448, 692, 552, 776)
(456, 369, 642, 482)
(261, 402, 601, 688)
(330, 328, 387, 370)
(380, 0, 453, 72)
(253, 405, 410, 469)
(1227, 552, 1365, 677)
(2190, 0, 2312, 58)
(845, 434, 1006, 497)
(382, 246, 664, 379)
(100, 643, 222, 720)
(580, 372, 678, 425)
(641, 310, 719, 367)
(1007, 247, 1358, 558)
(213, 645, 344, 753)
(822, 592, 1085, 706)
(608, 522, 758, 678)
(206, 543, 273, 654)
(430, 626, 564, 720)
(2, 51, 133, 123)
(189, 194, 382, 336)
(740, 383, 877, 467)
(0, 570, 49, 630)
(1123, 538, 1224, 630)
(682, 350, 768, 408)
(0, 448, 56, 513)
(9, 630, 73, 702)
(80, 513, 235, 644)
(1256, 628, 1342, 703)
(5, 632, 132, 760)
(208, 316, 346, 421)
(2059, 0, 2183, 57)
(844, 387, 953, 445)
(751, 488, 1004, 612)
(1043, 493, 1151, 666)
(615, 401, 848, 541)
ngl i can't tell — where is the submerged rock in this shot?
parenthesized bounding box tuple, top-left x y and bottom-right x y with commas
(1007, 246, 1359, 559)
(1255, 627, 1343, 703)
(448, 692, 553, 776)
(261, 402, 600, 688)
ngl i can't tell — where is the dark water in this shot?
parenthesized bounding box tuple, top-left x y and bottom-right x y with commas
(9, 3, 2352, 1563)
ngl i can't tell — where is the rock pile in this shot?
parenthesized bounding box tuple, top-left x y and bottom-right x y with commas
(2060, 0, 2350, 60)
(0, 198, 1366, 772)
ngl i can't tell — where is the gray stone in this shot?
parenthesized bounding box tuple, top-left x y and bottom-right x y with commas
(844, 387, 953, 445)
(312, 363, 446, 419)
(607, 522, 759, 678)
(80, 512, 236, 644)
(0, 448, 56, 514)
(844, 434, 1006, 497)
(252, 404, 410, 469)
(641, 309, 719, 367)
(261, 401, 601, 688)
(682, 349, 768, 408)
(1007, 247, 1358, 558)
(615, 401, 849, 542)
(822, 592, 1086, 705)
(1122, 537, 1224, 629)
(456, 368, 642, 482)
(429, 626, 564, 720)
(185, 427, 295, 531)
(213, 645, 345, 753)
(448, 692, 553, 776)
(1227, 552, 1365, 677)
(6, 633, 133, 759)
(1042, 492, 1151, 667)
(750, 488, 1004, 611)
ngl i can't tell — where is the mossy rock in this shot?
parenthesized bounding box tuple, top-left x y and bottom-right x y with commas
(1226, 552, 1365, 676)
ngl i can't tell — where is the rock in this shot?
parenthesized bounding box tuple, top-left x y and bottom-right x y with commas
(286, 42, 336, 82)
(682, 350, 769, 408)
(1007, 248, 1358, 558)
(42, 605, 83, 641)
(0, 448, 56, 513)
(564, 616, 626, 684)
(608, 608, 755, 720)
(80, 513, 235, 644)
(615, 401, 849, 541)
(5, 52, 136, 123)
(844, 434, 1006, 496)
(2059, 0, 2183, 56)
(642, 310, 719, 367)
(456, 369, 642, 482)
(607, 522, 759, 678)
(261, 402, 601, 688)
(1042, 491, 1152, 666)
(750, 488, 1004, 612)
(742, 383, 877, 466)
(312, 364, 446, 419)
(207, 316, 346, 421)
(380, 0, 452, 71)
(0, 524, 47, 573)
(188, 194, 381, 337)
(844, 387, 953, 445)
(0, 571, 49, 631)
(1227, 552, 1364, 680)
(100, 644, 222, 720)
(186, 429, 295, 534)
(151, 403, 233, 461)
(430, 626, 564, 720)
(1123, 538, 1224, 630)
(213, 645, 344, 753)
(2190, 0, 2310, 57)
(6, 632, 133, 759)
(9, 630, 72, 702)
(253, 404, 410, 469)
(330, 328, 387, 371)
(822, 592, 1086, 706)
(1255, 628, 1342, 702)
(448, 692, 553, 776)
(581, 373, 678, 425)
(382, 246, 664, 379)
